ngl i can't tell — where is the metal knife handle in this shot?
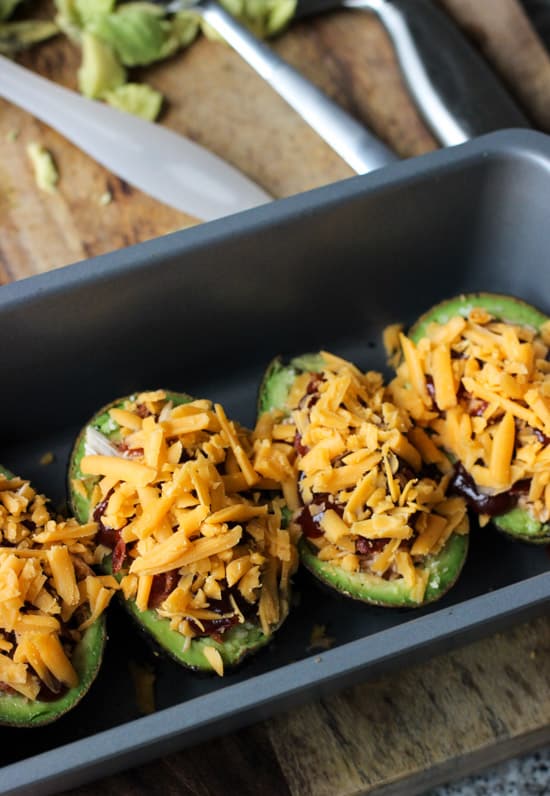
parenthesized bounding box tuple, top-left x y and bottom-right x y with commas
(198, 0, 398, 173)
(344, 0, 530, 146)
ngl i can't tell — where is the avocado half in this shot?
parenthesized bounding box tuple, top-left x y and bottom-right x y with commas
(259, 354, 468, 607)
(68, 392, 285, 673)
(410, 293, 550, 544)
(0, 466, 106, 727)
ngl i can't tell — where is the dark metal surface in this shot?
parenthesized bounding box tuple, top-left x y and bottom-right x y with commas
(522, 0, 550, 44)
(1, 130, 550, 795)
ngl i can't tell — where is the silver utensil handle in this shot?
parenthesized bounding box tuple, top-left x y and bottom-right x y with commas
(199, 0, 397, 174)
(344, 0, 469, 146)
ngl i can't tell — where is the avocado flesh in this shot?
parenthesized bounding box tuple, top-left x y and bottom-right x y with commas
(0, 619, 106, 727)
(68, 392, 281, 673)
(259, 356, 468, 606)
(411, 293, 550, 543)
(300, 533, 468, 607)
(257, 353, 326, 416)
(0, 465, 106, 727)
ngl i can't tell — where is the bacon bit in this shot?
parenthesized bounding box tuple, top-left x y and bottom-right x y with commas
(294, 432, 308, 457)
(148, 569, 179, 609)
(93, 489, 113, 523)
(135, 404, 152, 419)
(298, 375, 324, 410)
(112, 537, 127, 574)
(469, 399, 489, 417)
(117, 443, 145, 458)
(355, 537, 388, 556)
(96, 525, 119, 550)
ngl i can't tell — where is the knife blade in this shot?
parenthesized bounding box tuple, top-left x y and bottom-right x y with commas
(0, 54, 272, 221)
(294, 0, 531, 145)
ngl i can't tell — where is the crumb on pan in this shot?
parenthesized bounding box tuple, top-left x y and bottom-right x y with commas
(308, 624, 334, 652)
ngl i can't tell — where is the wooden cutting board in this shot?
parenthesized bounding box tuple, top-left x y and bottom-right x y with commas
(1, 2, 549, 793)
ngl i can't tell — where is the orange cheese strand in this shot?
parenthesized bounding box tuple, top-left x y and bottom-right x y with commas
(75, 395, 299, 656)
(389, 309, 550, 522)
(0, 478, 118, 700)
(261, 353, 468, 603)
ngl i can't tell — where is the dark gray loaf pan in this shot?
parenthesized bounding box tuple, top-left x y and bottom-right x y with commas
(1, 130, 550, 795)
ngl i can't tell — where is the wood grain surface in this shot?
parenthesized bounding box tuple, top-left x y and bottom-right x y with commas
(1, 1, 550, 793)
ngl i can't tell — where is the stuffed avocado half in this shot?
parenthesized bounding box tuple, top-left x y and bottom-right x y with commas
(0, 466, 113, 727)
(68, 390, 298, 676)
(258, 352, 469, 608)
(389, 293, 550, 543)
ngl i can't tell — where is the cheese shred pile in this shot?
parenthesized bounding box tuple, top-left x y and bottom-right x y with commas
(389, 308, 550, 524)
(0, 476, 117, 701)
(260, 353, 468, 604)
(75, 391, 299, 674)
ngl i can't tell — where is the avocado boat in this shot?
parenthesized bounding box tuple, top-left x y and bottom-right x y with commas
(0, 466, 113, 727)
(68, 390, 298, 675)
(390, 292, 550, 544)
(258, 352, 469, 607)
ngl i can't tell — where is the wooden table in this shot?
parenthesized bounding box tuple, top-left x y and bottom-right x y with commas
(1, 1, 550, 793)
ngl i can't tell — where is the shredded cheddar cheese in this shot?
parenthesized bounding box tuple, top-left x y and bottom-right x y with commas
(0, 476, 117, 701)
(259, 353, 468, 604)
(389, 310, 550, 522)
(75, 391, 299, 670)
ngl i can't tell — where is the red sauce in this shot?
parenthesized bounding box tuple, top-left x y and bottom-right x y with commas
(450, 463, 529, 515)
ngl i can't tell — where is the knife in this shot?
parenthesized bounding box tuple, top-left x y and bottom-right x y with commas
(159, 0, 398, 174)
(162, 0, 529, 161)
(294, 0, 531, 145)
(0, 53, 272, 221)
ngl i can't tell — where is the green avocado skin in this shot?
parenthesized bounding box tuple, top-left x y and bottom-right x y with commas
(68, 391, 279, 673)
(0, 465, 106, 727)
(300, 534, 468, 607)
(258, 356, 468, 606)
(411, 293, 550, 543)
(0, 619, 106, 727)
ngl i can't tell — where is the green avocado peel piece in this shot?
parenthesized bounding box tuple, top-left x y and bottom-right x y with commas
(0, 465, 106, 727)
(68, 391, 287, 673)
(258, 354, 468, 607)
(411, 292, 550, 543)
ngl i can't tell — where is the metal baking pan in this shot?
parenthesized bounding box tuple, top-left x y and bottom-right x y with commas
(1, 129, 550, 795)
